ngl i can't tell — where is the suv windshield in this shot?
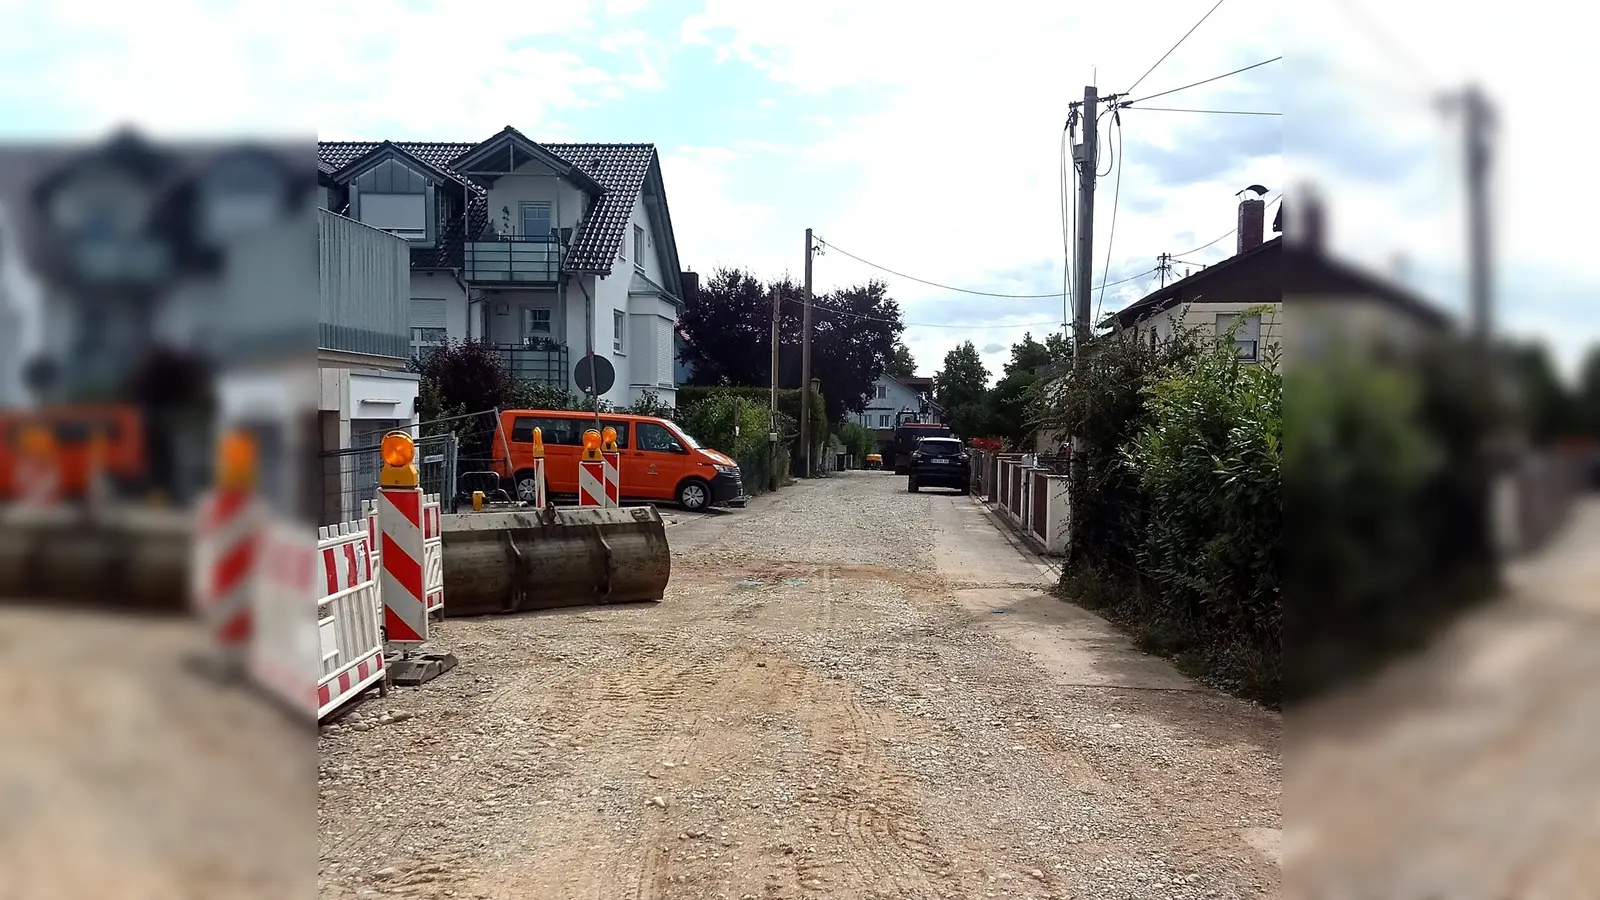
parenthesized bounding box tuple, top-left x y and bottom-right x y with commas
(918, 439, 963, 456)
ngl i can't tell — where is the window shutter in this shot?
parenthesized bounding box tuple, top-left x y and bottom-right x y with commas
(410, 298, 447, 329)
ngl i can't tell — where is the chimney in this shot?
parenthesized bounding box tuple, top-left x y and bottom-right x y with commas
(679, 269, 699, 299)
(1285, 185, 1325, 254)
(1237, 193, 1265, 255)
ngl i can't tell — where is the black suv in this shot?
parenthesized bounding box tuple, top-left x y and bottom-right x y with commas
(907, 437, 970, 494)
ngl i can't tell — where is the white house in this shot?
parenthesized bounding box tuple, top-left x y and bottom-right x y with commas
(853, 373, 936, 431)
(316, 128, 690, 408)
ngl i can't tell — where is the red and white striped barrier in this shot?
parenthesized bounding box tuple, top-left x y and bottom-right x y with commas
(191, 488, 262, 671)
(578, 459, 606, 508)
(533, 458, 548, 508)
(602, 450, 621, 507)
(377, 482, 429, 644)
(365, 493, 444, 616)
(254, 517, 318, 717)
(316, 517, 385, 719)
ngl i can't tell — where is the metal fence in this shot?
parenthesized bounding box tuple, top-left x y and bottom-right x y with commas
(318, 431, 458, 527)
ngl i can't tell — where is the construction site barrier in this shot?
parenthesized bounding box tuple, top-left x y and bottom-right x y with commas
(191, 488, 263, 672)
(255, 515, 318, 718)
(365, 494, 444, 617)
(316, 516, 385, 720)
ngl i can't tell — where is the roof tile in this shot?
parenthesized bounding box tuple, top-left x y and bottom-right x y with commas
(315, 139, 656, 273)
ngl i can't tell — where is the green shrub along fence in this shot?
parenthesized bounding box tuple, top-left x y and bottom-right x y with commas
(674, 386, 826, 481)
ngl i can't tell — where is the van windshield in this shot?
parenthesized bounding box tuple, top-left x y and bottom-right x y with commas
(672, 427, 704, 449)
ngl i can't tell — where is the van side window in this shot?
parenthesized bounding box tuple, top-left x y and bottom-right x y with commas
(636, 421, 683, 453)
(510, 416, 584, 445)
(598, 420, 631, 449)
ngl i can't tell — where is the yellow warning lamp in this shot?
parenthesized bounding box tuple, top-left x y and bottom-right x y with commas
(379, 430, 419, 487)
(216, 430, 258, 491)
(601, 426, 618, 452)
(20, 425, 55, 460)
(581, 428, 602, 461)
(531, 426, 545, 459)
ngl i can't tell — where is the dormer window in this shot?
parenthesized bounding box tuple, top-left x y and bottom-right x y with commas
(353, 158, 432, 242)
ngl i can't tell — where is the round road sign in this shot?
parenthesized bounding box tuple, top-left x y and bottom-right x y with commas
(574, 355, 616, 396)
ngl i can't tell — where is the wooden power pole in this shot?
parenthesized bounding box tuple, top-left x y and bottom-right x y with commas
(800, 227, 815, 478)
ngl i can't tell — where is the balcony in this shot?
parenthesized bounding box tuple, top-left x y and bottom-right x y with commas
(465, 235, 563, 285)
(494, 341, 570, 390)
(319, 209, 410, 360)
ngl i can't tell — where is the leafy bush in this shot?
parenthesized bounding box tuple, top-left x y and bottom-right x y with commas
(675, 386, 825, 452)
(835, 421, 875, 464)
(1126, 335, 1282, 700)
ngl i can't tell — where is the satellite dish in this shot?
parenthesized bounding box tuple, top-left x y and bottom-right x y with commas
(574, 355, 616, 396)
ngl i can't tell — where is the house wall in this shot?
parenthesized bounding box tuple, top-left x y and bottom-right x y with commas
(624, 292, 678, 405)
(1134, 301, 1285, 358)
(482, 159, 589, 236)
(486, 286, 568, 346)
(408, 270, 469, 344)
(1287, 293, 1443, 360)
(854, 376, 926, 430)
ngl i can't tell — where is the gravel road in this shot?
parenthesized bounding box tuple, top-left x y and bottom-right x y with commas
(318, 471, 1282, 899)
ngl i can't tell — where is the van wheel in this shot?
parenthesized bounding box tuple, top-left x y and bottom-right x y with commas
(677, 478, 711, 511)
(514, 471, 539, 503)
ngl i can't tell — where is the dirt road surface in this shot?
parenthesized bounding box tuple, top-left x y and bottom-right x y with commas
(1287, 496, 1600, 898)
(319, 471, 1282, 899)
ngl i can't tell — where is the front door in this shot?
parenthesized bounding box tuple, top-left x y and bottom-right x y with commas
(628, 420, 689, 501)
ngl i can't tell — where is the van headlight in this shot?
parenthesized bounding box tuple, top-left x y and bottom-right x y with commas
(714, 464, 739, 476)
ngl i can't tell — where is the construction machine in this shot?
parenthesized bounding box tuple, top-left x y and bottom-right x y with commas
(439, 425, 671, 615)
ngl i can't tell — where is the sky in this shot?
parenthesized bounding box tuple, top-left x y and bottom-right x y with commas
(0, 0, 1591, 382)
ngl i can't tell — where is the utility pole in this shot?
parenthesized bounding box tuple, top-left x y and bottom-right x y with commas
(1071, 86, 1099, 363)
(1156, 252, 1173, 288)
(800, 227, 816, 478)
(1461, 85, 1494, 356)
(769, 282, 780, 492)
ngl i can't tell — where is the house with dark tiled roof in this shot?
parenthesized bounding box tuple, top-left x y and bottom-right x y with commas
(316, 127, 692, 406)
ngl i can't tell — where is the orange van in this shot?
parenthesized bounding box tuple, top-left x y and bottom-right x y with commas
(489, 410, 747, 511)
(0, 405, 145, 501)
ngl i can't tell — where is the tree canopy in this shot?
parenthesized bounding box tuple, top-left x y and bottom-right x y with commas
(676, 266, 905, 424)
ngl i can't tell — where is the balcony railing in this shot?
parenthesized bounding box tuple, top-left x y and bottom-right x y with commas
(464, 235, 563, 285)
(494, 341, 570, 390)
(319, 209, 410, 359)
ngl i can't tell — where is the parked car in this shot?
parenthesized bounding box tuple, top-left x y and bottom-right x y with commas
(489, 409, 747, 511)
(907, 436, 970, 494)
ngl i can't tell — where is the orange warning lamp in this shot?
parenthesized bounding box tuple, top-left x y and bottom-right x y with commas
(379, 430, 419, 487)
(216, 430, 258, 490)
(581, 428, 602, 461)
(531, 426, 545, 458)
(21, 425, 55, 459)
(601, 426, 618, 451)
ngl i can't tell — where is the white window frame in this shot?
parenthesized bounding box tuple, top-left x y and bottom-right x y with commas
(874, 384, 888, 399)
(613, 310, 625, 352)
(522, 307, 552, 338)
(878, 414, 891, 428)
(1216, 312, 1262, 362)
(633, 224, 645, 271)
(520, 201, 552, 240)
(411, 326, 447, 356)
(359, 193, 427, 240)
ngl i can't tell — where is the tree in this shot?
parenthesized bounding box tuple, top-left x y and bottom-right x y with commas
(809, 279, 905, 423)
(1578, 344, 1600, 437)
(676, 267, 772, 387)
(677, 267, 905, 425)
(886, 343, 917, 379)
(934, 341, 992, 437)
(989, 332, 1061, 446)
(1501, 339, 1575, 444)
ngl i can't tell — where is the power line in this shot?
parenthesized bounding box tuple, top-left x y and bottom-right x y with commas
(1124, 0, 1230, 97)
(813, 237, 1066, 298)
(1172, 194, 1281, 258)
(1094, 109, 1125, 327)
(1330, 0, 1435, 88)
(779, 268, 1160, 330)
(1125, 106, 1281, 116)
(1125, 56, 1282, 106)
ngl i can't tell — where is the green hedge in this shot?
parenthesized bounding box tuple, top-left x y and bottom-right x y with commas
(674, 386, 827, 455)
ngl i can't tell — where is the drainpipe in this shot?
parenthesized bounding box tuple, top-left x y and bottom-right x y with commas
(571, 273, 602, 430)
